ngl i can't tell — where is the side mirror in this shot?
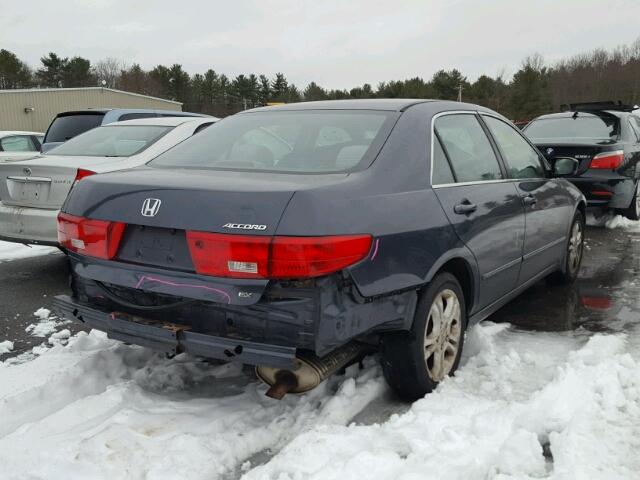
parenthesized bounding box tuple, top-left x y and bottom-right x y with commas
(552, 157, 579, 176)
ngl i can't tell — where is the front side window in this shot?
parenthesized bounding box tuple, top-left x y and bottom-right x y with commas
(435, 114, 503, 183)
(47, 125, 171, 157)
(150, 111, 396, 173)
(0, 135, 37, 152)
(483, 116, 544, 179)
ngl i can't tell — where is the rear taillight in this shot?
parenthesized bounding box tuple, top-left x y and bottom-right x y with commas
(186, 232, 372, 279)
(75, 169, 95, 181)
(590, 151, 624, 169)
(270, 235, 373, 278)
(186, 232, 271, 278)
(57, 213, 125, 259)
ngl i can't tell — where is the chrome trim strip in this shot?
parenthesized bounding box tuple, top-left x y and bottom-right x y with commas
(432, 179, 514, 189)
(522, 236, 566, 261)
(482, 257, 522, 280)
(7, 176, 52, 183)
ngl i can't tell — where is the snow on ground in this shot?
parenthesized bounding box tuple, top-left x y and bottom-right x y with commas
(586, 211, 640, 232)
(0, 340, 13, 354)
(1, 321, 639, 480)
(25, 307, 69, 337)
(0, 240, 58, 262)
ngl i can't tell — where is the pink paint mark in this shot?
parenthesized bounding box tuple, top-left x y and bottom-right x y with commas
(134, 275, 232, 304)
(371, 238, 380, 261)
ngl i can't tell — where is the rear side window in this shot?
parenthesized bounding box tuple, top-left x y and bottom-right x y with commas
(432, 135, 455, 185)
(47, 125, 171, 157)
(483, 116, 544, 179)
(435, 114, 503, 183)
(0, 135, 37, 152)
(524, 115, 620, 140)
(45, 114, 105, 143)
(118, 113, 158, 121)
(150, 111, 396, 174)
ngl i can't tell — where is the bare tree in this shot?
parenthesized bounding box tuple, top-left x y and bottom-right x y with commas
(93, 57, 127, 88)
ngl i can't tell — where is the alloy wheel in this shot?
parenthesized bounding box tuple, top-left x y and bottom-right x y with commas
(424, 289, 462, 381)
(567, 220, 584, 274)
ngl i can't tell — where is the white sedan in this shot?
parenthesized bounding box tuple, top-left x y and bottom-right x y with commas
(0, 131, 44, 163)
(0, 117, 217, 245)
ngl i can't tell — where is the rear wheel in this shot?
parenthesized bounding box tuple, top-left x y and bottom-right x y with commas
(381, 273, 466, 401)
(622, 181, 640, 220)
(549, 210, 584, 285)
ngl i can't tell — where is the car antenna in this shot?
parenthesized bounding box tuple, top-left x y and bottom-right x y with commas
(572, 111, 579, 119)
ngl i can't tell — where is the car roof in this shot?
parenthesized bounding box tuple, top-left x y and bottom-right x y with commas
(246, 98, 440, 113)
(54, 108, 202, 117)
(109, 117, 217, 127)
(0, 131, 44, 137)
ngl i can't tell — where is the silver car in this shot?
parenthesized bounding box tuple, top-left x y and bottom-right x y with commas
(0, 117, 217, 245)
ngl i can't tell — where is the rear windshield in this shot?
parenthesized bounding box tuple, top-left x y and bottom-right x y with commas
(149, 110, 396, 173)
(44, 113, 105, 143)
(524, 115, 620, 140)
(47, 125, 172, 157)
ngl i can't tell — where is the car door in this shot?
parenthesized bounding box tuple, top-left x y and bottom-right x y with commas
(481, 114, 572, 283)
(432, 112, 525, 309)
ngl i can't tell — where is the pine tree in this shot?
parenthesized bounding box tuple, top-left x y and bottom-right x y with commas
(0, 49, 32, 89)
(36, 52, 68, 87)
(62, 57, 95, 87)
(271, 73, 288, 101)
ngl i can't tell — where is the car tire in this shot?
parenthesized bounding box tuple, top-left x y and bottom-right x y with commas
(380, 272, 466, 401)
(549, 210, 585, 285)
(622, 181, 640, 221)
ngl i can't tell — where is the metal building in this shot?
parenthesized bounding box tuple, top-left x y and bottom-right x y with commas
(0, 87, 183, 132)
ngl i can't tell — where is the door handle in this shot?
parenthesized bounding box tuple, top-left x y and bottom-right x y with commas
(454, 200, 477, 215)
(523, 194, 537, 207)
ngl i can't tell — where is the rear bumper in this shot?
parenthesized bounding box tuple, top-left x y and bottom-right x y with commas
(52, 295, 298, 368)
(68, 253, 417, 356)
(0, 202, 59, 245)
(564, 176, 635, 209)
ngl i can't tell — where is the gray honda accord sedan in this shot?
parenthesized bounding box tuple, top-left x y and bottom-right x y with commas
(53, 99, 586, 400)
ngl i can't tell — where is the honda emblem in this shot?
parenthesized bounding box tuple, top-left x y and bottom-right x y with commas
(141, 198, 162, 217)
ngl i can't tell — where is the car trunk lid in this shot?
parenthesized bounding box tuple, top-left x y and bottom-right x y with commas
(532, 138, 620, 175)
(0, 156, 118, 209)
(63, 167, 350, 272)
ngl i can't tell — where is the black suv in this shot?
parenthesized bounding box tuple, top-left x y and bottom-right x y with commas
(524, 101, 640, 219)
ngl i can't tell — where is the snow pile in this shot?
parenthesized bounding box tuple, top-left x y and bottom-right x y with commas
(0, 323, 638, 479)
(245, 326, 640, 480)
(0, 330, 384, 480)
(0, 240, 58, 262)
(587, 212, 640, 231)
(0, 340, 14, 354)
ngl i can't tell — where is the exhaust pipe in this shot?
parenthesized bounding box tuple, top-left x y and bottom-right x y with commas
(256, 342, 371, 399)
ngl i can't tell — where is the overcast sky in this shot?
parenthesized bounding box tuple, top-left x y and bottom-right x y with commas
(1, 0, 639, 90)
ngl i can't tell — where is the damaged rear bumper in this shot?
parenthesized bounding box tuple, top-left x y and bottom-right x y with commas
(52, 295, 297, 368)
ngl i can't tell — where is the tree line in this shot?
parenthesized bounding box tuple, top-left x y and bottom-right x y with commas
(1, 38, 640, 120)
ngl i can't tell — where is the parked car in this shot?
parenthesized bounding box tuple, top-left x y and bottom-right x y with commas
(0, 131, 44, 163)
(53, 99, 586, 401)
(0, 116, 217, 245)
(524, 101, 640, 219)
(41, 108, 207, 153)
